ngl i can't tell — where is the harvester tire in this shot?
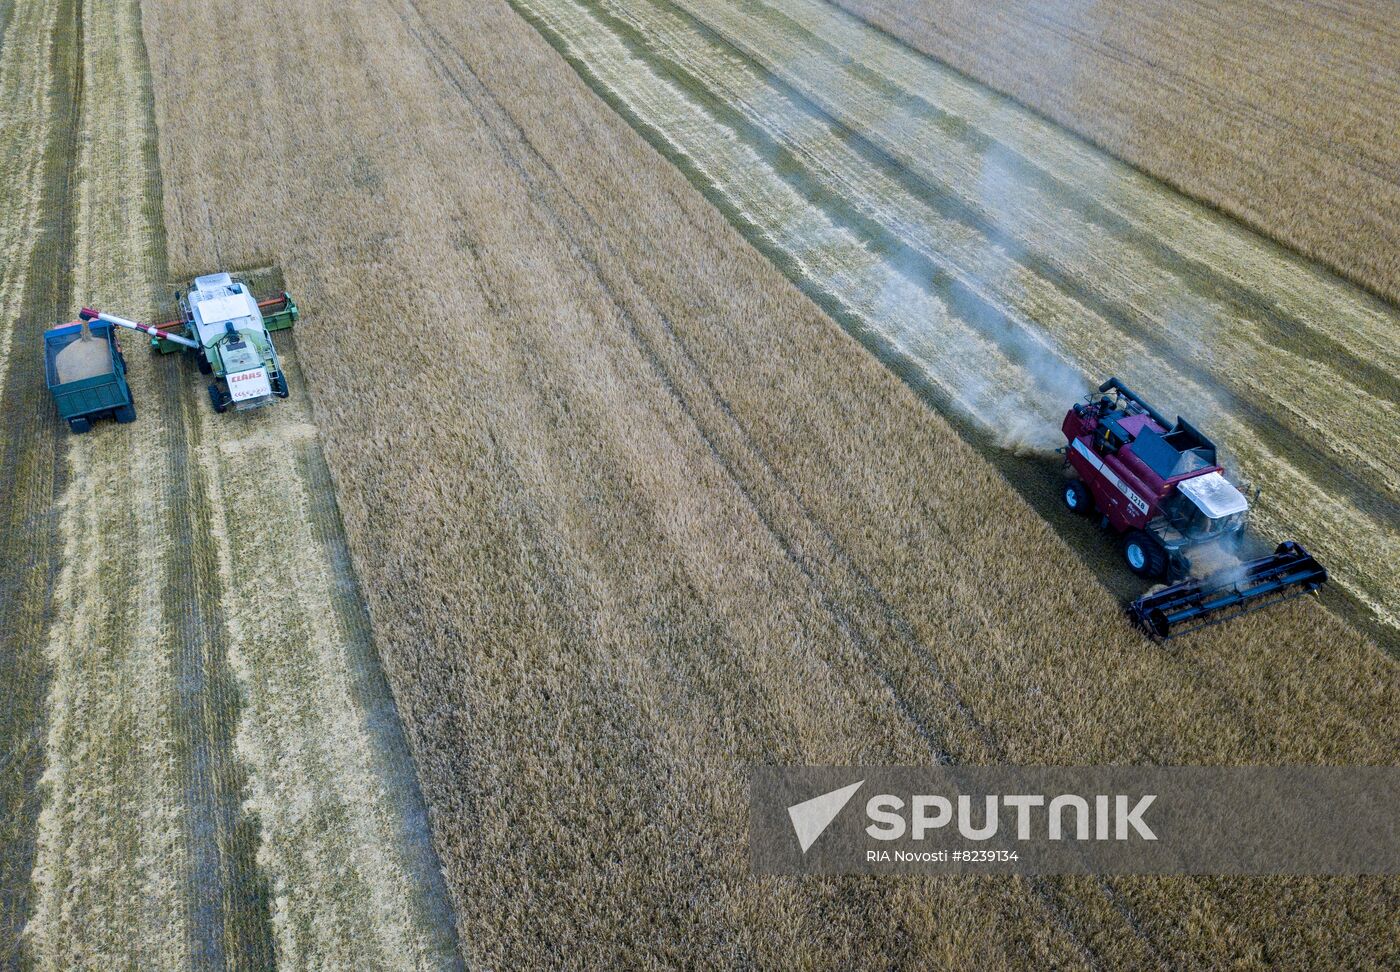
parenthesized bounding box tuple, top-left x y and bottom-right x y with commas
(1062, 479, 1093, 516)
(1122, 530, 1167, 579)
(197, 354, 212, 375)
(208, 383, 228, 414)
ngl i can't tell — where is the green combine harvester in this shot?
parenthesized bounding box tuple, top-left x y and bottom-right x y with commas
(80, 272, 299, 413)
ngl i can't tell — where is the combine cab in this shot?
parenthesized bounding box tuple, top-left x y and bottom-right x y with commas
(1060, 378, 1327, 638)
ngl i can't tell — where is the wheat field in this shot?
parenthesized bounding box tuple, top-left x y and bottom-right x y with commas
(0, 0, 76, 958)
(136, 0, 1398, 967)
(1, 0, 459, 967)
(832, 0, 1400, 306)
(1, 0, 1394, 966)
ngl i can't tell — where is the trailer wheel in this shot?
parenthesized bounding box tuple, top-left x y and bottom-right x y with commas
(208, 383, 228, 414)
(114, 404, 136, 424)
(1122, 530, 1168, 578)
(68, 417, 91, 434)
(1062, 479, 1093, 516)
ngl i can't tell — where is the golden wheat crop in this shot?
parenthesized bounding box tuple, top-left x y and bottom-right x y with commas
(831, 0, 1400, 306)
(2, 0, 460, 967)
(137, 0, 1398, 966)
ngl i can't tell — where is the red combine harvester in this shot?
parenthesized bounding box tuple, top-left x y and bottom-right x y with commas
(1061, 378, 1327, 639)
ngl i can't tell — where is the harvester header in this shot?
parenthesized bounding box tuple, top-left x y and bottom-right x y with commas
(1128, 542, 1327, 639)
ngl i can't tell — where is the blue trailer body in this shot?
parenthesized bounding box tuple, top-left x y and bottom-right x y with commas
(44, 320, 136, 433)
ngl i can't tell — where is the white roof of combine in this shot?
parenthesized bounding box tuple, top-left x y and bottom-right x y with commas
(190, 274, 263, 345)
(1178, 471, 1249, 518)
(196, 292, 258, 325)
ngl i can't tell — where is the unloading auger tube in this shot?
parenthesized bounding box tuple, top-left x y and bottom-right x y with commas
(79, 308, 199, 348)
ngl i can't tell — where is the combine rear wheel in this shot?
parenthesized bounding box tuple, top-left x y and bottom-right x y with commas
(208, 383, 229, 414)
(1122, 530, 1167, 578)
(1062, 479, 1093, 516)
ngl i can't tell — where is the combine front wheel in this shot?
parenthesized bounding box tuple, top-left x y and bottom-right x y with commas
(1062, 479, 1093, 516)
(1122, 530, 1167, 578)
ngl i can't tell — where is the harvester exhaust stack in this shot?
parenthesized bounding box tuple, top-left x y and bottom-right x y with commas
(1128, 542, 1328, 640)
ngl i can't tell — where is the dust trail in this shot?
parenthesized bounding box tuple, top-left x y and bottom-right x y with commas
(529, 0, 1086, 453)
(943, 134, 1090, 453)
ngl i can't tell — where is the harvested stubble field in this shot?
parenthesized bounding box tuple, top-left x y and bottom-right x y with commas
(1, 0, 460, 968)
(139, 0, 1398, 967)
(832, 0, 1400, 307)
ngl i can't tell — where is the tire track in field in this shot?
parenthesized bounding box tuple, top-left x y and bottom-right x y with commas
(130, 8, 275, 967)
(0, 3, 15, 56)
(138, 10, 464, 964)
(292, 415, 463, 968)
(188, 323, 462, 969)
(157, 348, 276, 970)
(0, 0, 79, 959)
